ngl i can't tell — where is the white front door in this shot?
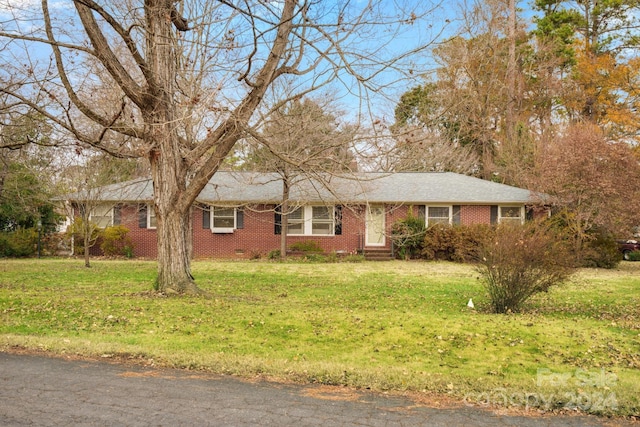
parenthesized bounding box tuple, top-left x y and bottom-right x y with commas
(365, 204, 385, 246)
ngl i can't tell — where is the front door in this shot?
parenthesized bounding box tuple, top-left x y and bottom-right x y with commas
(365, 204, 385, 246)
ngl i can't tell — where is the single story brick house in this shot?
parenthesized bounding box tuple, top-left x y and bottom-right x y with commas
(65, 172, 545, 259)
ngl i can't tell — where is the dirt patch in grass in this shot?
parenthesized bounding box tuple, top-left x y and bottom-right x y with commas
(302, 385, 364, 402)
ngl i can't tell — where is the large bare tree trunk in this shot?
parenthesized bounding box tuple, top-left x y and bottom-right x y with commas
(155, 207, 198, 294)
(145, 1, 198, 294)
(149, 125, 196, 293)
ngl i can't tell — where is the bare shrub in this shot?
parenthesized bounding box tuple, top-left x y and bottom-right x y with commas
(421, 225, 460, 261)
(477, 221, 574, 314)
(422, 224, 494, 262)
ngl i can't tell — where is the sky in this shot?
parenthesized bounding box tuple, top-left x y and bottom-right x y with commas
(0, 0, 542, 127)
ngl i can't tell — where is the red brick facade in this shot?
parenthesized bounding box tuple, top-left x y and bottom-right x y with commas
(460, 205, 492, 225)
(192, 205, 366, 259)
(83, 202, 537, 259)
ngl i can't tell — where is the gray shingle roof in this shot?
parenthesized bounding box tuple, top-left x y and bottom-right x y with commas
(64, 172, 538, 205)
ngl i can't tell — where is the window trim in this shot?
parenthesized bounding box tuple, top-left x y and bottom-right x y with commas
(89, 203, 115, 228)
(211, 206, 236, 234)
(286, 205, 335, 236)
(498, 205, 525, 225)
(426, 205, 452, 227)
(147, 204, 157, 229)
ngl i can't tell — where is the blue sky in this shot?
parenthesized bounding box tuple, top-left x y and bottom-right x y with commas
(0, 0, 541, 125)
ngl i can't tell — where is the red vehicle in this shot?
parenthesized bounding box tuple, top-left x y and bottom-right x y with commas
(618, 239, 640, 261)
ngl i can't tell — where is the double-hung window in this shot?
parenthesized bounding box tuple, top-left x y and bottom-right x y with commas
(287, 207, 305, 235)
(426, 206, 451, 226)
(312, 206, 333, 235)
(203, 205, 243, 233)
(286, 206, 334, 236)
(212, 206, 235, 233)
(148, 205, 157, 229)
(499, 206, 524, 225)
(90, 204, 115, 228)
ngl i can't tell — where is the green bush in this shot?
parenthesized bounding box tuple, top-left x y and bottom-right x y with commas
(268, 249, 281, 260)
(289, 240, 323, 253)
(0, 228, 38, 257)
(301, 253, 327, 262)
(391, 213, 426, 260)
(99, 225, 134, 257)
(477, 222, 575, 314)
(325, 252, 339, 263)
(580, 227, 620, 269)
(628, 251, 640, 261)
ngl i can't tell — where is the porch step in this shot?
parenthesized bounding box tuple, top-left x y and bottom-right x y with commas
(363, 248, 394, 261)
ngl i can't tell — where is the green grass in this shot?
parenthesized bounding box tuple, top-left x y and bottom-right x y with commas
(1, 258, 639, 417)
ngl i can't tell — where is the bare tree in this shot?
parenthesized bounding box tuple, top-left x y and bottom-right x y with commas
(243, 95, 356, 257)
(531, 123, 640, 257)
(0, 1, 444, 293)
(386, 125, 479, 174)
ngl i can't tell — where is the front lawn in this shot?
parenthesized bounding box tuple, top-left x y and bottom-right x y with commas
(1, 259, 638, 416)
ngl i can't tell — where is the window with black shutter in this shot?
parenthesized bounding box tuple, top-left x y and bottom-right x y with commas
(274, 205, 282, 235)
(138, 204, 148, 228)
(490, 205, 498, 225)
(202, 205, 210, 229)
(236, 208, 244, 229)
(113, 204, 122, 225)
(334, 205, 342, 235)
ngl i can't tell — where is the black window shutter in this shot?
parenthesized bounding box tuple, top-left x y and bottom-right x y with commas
(417, 205, 426, 221)
(113, 204, 122, 225)
(490, 205, 498, 225)
(525, 207, 534, 221)
(334, 205, 343, 235)
(138, 204, 148, 229)
(452, 205, 461, 225)
(274, 205, 282, 235)
(202, 205, 210, 229)
(236, 208, 244, 229)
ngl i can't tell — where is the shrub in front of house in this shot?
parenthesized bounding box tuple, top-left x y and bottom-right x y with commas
(99, 225, 134, 258)
(476, 221, 574, 314)
(421, 224, 493, 262)
(268, 249, 281, 260)
(340, 253, 365, 263)
(0, 228, 38, 257)
(452, 224, 495, 262)
(391, 213, 426, 260)
(421, 224, 459, 261)
(288, 240, 324, 254)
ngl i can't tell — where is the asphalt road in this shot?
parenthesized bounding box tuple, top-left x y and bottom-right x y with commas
(0, 352, 631, 426)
